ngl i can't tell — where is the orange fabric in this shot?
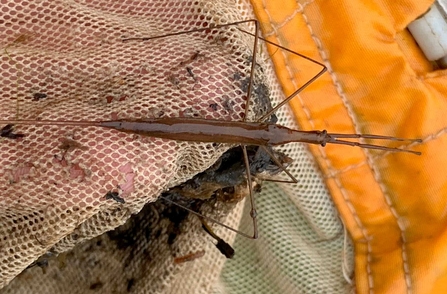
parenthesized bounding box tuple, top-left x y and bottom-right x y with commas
(251, 0, 447, 293)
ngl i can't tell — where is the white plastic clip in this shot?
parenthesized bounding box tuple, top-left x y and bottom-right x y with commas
(408, 0, 447, 68)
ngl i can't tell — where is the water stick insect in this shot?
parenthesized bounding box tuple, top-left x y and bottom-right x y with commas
(0, 20, 421, 244)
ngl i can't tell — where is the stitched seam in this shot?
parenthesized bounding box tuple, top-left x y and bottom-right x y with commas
(297, 3, 378, 292)
(260, 0, 376, 291)
(421, 126, 447, 143)
(262, 10, 301, 37)
(328, 124, 444, 177)
(373, 167, 412, 292)
(299, 3, 415, 292)
(261, 1, 314, 36)
(326, 136, 424, 177)
(362, 126, 447, 293)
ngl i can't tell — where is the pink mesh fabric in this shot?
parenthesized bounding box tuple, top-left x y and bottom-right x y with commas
(0, 1, 267, 291)
(0, 1, 350, 293)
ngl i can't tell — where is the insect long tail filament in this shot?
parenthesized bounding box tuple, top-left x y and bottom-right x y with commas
(323, 132, 422, 155)
(264, 125, 421, 155)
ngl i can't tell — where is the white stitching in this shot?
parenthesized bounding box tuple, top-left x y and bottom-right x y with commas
(262, 8, 302, 37)
(297, 3, 378, 292)
(261, 1, 315, 37)
(261, 0, 376, 289)
(259, 1, 430, 292)
(375, 176, 413, 292)
(421, 126, 447, 143)
(299, 4, 417, 292)
(261, 1, 400, 292)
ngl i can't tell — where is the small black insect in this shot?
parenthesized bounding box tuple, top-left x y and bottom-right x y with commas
(186, 66, 195, 80)
(32, 92, 48, 101)
(209, 103, 219, 111)
(0, 124, 25, 139)
(104, 191, 125, 204)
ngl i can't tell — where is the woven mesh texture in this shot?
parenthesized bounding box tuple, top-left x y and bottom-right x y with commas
(0, 0, 353, 293)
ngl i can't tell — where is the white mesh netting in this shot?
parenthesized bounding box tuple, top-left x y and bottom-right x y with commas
(0, 0, 353, 293)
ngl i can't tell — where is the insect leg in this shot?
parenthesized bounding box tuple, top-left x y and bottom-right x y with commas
(242, 145, 258, 239)
(200, 218, 235, 258)
(235, 27, 327, 123)
(159, 195, 255, 239)
(242, 19, 259, 121)
(259, 145, 298, 184)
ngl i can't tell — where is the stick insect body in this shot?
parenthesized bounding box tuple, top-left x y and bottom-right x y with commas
(0, 118, 422, 154)
(0, 20, 421, 242)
